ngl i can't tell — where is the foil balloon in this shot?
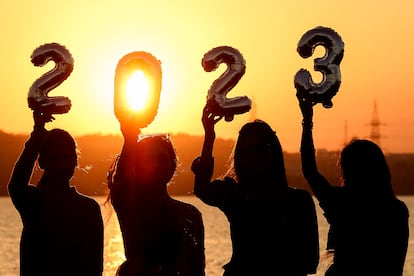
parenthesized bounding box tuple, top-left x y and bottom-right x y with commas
(28, 42, 74, 114)
(114, 51, 162, 129)
(202, 46, 251, 121)
(294, 26, 344, 108)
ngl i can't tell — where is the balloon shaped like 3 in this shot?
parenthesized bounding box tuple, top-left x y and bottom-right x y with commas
(114, 51, 162, 129)
(294, 26, 344, 108)
(28, 43, 74, 114)
(202, 46, 251, 121)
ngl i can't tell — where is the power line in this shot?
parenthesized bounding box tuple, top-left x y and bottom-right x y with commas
(367, 99, 386, 147)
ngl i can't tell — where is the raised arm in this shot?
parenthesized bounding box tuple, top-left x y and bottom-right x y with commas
(191, 105, 223, 201)
(108, 117, 141, 203)
(116, 120, 141, 178)
(8, 111, 53, 210)
(297, 96, 332, 200)
(201, 105, 222, 160)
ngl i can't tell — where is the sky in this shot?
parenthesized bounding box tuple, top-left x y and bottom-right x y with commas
(1, 0, 414, 153)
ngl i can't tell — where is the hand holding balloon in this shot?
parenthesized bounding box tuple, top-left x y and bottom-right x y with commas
(33, 110, 55, 131)
(202, 46, 251, 121)
(114, 51, 162, 133)
(294, 26, 344, 108)
(28, 42, 74, 114)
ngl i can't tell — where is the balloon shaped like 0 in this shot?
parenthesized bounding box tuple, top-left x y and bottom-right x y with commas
(202, 46, 251, 121)
(28, 42, 74, 114)
(294, 26, 344, 108)
(114, 51, 162, 129)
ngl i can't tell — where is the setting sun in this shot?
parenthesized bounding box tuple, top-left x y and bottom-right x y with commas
(2, 1, 414, 275)
(2, 0, 414, 154)
(125, 70, 150, 111)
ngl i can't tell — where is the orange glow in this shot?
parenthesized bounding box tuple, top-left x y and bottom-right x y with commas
(125, 70, 150, 111)
(2, 1, 414, 153)
(114, 51, 162, 130)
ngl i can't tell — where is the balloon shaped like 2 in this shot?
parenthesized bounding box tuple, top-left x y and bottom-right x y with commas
(28, 43, 74, 114)
(114, 51, 162, 129)
(202, 46, 251, 121)
(294, 26, 344, 108)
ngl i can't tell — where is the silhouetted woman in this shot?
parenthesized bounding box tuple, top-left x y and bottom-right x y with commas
(191, 105, 320, 276)
(107, 122, 205, 276)
(298, 97, 409, 276)
(8, 111, 104, 276)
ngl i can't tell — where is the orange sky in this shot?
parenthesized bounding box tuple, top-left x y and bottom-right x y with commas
(1, 0, 414, 153)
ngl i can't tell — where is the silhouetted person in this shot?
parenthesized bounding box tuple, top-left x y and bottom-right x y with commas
(298, 97, 409, 276)
(8, 111, 104, 276)
(107, 120, 205, 276)
(191, 105, 320, 276)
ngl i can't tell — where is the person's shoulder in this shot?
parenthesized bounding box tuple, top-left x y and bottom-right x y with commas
(71, 188, 101, 208)
(394, 197, 410, 217)
(287, 187, 316, 207)
(216, 176, 237, 187)
(288, 186, 312, 198)
(27, 184, 38, 192)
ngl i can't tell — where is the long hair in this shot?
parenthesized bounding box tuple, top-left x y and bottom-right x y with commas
(136, 134, 178, 182)
(225, 119, 288, 187)
(339, 139, 394, 198)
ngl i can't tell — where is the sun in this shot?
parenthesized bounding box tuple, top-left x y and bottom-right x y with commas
(125, 70, 150, 111)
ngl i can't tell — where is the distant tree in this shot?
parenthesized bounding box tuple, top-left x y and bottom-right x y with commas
(1, 130, 414, 196)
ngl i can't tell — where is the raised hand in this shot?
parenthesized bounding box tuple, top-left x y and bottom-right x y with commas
(33, 111, 55, 130)
(297, 95, 315, 125)
(120, 116, 141, 143)
(202, 104, 223, 137)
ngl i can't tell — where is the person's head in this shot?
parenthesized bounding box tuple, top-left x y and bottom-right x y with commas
(38, 128, 78, 188)
(106, 134, 177, 208)
(231, 119, 287, 188)
(131, 134, 178, 189)
(339, 139, 393, 196)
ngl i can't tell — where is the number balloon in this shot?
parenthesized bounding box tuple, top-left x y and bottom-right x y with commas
(294, 26, 344, 108)
(202, 46, 251, 121)
(28, 42, 74, 114)
(114, 51, 162, 129)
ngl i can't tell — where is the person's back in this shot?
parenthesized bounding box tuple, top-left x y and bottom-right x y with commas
(108, 132, 205, 276)
(8, 112, 104, 276)
(218, 185, 318, 276)
(18, 186, 103, 275)
(110, 193, 205, 276)
(193, 107, 319, 276)
(325, 190, 409, 276)
(298, 97, 409, 276)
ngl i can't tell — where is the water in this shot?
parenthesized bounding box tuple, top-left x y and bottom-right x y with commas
(1, 196, 413, 276)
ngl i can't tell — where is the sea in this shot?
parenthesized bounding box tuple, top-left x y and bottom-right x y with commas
(1, 195, 413, 276)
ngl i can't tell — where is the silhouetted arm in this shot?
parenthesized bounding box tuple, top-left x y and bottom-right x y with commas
(118, 127, 139, 175)
(191, 105, 223, 204)
(7, 111, 52, 211)
(302, 190, 320, 274)
(298, 97, 332, 201)
(392, 201, 410, 276)
(86, 200, 104, 276)
(95, 203, 104, 276)
(109, 121, 141, 205)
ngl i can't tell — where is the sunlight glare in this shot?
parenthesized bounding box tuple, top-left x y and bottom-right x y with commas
(126, 70, 150, 111)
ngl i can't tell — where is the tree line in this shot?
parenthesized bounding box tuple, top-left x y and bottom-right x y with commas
(1, 130, 413, 196)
